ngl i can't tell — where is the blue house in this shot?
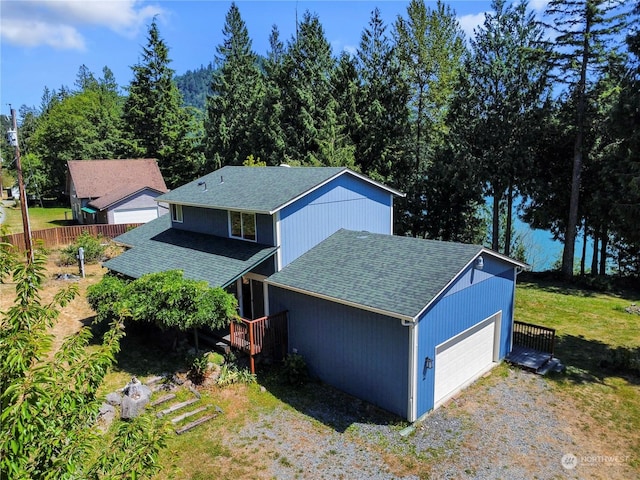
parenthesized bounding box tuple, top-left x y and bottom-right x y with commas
(105, 165, 527, 421)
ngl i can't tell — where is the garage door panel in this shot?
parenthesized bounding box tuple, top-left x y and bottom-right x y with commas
(434, 316, 497, 406)
(113, 208, 158, 224)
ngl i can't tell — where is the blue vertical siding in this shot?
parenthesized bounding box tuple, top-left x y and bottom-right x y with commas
(175, 206, 228, 236)
(173, 207, 275, 246)
(269, 286, 409, 418)
(279, 174, 393, 267)
(415, 257, 516, 418)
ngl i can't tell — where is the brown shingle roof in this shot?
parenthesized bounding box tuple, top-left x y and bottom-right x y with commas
(67, 159, 168, 199)
(88, 185, 166, 210)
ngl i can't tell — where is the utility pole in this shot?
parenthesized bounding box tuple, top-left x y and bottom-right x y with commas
(7, 106, 34, 262)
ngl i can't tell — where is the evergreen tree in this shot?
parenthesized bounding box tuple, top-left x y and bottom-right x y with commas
(279, 11, 339, 165)
(254, 25, 287, 165)
(123, 18, 202, 187)
(395, 0, 466, 173)
(544, 0, 629, 278)
(464, 0, 552, 255)
(355, 8, 411, 184)
(394, 0, 466, 237)
(204, 3, 264, 169)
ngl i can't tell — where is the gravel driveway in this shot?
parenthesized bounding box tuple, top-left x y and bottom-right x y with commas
(226, 367, 621, 479)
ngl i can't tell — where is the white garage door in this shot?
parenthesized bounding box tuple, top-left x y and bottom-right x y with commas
(434, 313, 500, 407)
(113, 208, 158, 224)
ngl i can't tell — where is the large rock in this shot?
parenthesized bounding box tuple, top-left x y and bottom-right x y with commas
(120, 377, 151, 419)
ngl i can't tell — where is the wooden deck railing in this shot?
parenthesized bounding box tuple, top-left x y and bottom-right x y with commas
(230, 311, 288, 374)
(3, 224, 142, 251)
(513, 320, 556, 356)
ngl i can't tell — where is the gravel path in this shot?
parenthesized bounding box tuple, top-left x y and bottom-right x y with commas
(226, 368, 596, 479)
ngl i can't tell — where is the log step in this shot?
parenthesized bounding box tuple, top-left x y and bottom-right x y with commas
(145, 375, 165, 385)
(175, 414, 217, 435)
(171, 406, 208, 424)
(149, 393, 176, 407)
(157, 398, 199, 417)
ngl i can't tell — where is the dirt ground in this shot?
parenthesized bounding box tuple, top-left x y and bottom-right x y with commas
(0, 258, 104, 353)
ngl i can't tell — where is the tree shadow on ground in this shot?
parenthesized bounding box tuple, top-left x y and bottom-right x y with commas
(549, 333, 640, 386)
(256, 364, 407, 433)
(89, 319, 189, 380)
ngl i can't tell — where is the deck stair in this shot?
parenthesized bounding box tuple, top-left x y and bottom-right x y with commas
(506, 321, 565, 375)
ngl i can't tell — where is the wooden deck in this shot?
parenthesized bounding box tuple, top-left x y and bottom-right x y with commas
(506, 345, 553, 371)
(506, 321, 564, 375)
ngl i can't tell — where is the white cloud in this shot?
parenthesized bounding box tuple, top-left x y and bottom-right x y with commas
(529, 0, 551, 13)
(458, 12, 487, 40)
(0, 0, 164, 50)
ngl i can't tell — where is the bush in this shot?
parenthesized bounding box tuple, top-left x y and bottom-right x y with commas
(282, 353, 309, 386)
(58, 231, 107, 265)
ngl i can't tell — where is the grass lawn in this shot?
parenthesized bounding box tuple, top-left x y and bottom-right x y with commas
(0, 203, 73, 233)
(516, 278, 640, 468)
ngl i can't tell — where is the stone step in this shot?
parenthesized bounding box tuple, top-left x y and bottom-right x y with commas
(149, 393, 176, 407)
(175, 414, 217, 435)
(157, 398, 199, 418)
(171, 406, 208, 424)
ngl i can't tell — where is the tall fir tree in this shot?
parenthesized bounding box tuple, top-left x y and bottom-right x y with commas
(123, 18, 202, 188)
(254, 25, 287, 165)
(394, 0, 466, 237)
(464, 0, 552, 255)
(355, 8, 411, 185)
(279, 11, 341, 165)
(204, 2, 264, 169)
(544, 0, 629, 278)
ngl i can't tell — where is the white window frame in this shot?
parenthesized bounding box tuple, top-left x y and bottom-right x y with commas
(171, 204, 183, 223)
(228, 211, 257, 242)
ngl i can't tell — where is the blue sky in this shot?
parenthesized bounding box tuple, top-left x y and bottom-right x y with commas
(0, 0, 550, 111)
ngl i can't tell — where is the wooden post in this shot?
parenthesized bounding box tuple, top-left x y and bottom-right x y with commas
(8, 108, 33, 263)
(248, 321, 255, 374)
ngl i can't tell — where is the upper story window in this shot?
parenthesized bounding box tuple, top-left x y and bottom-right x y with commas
(171, 204, 183, 223)
(229, 211, 256, 242)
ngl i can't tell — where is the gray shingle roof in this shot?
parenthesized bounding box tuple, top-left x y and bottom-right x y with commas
(157, 166, 402, 214)
(104, 215, 277, 288)
(266, 229, 485, 320)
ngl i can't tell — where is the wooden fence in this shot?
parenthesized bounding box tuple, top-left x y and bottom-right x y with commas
(2, 224, 141, 252)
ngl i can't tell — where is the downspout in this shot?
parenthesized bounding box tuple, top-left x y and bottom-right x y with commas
(402, 318, 418, 423)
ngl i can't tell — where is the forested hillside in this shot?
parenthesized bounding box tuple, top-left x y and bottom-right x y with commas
(175, 64, 215, 111)
(1, 0, 638, 280)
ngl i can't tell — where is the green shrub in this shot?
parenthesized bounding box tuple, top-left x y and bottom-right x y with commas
(282, 353, 309, 386)
(216, 362, 256, 386)
(59, 231, 107, 265)
(188, 353, 210, 385)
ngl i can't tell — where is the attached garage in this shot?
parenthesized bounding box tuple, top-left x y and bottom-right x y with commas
(433, 312, 500, 407)
(113, 207, 159, 224)
(266, 230, 527, 422)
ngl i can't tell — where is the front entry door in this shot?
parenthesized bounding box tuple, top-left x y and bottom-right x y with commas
(241, 277, 265, 320)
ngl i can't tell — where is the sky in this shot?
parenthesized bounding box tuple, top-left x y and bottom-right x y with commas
(0, 0, 550, 112)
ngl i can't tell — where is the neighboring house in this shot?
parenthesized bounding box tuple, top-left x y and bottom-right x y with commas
(66, 159, 169, 225)
(104, 165, 527, 422)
